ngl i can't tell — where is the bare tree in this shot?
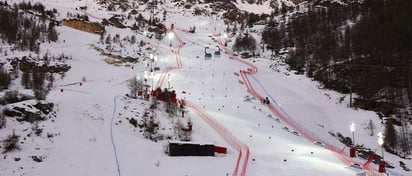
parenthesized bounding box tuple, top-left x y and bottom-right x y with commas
(177, 115, 192, 141)
(398, 111, 411, 157)
(128, 76, 144, 98)
(0, 67, 11, 90)
(232, 32, 257, 54)
(150, 96, 158, 109)
(128, 77, 138, 98)
(21, 71, 32, 89)
(2, 130, 20, 154)
(141, 109, 160, 141)
(32, 70, 49, 100)
(163, 89, 177, 117)
(384, 120, 398, 153)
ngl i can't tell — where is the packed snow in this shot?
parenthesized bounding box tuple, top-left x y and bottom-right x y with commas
(1, 0, 410, 176)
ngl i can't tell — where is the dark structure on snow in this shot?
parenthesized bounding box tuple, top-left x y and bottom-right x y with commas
(167, 141, 215, 156)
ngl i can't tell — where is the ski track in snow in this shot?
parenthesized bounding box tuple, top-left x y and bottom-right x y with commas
(154, 28, 251, 175)
(111, 95, 122, 176)
(213, 35, 381, 175)
(2, 1, 409, 175)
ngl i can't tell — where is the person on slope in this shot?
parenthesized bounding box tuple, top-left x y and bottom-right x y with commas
(262, 97, 270, 105)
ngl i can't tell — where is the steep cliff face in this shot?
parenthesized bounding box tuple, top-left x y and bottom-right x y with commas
(61, 19, 105, 35)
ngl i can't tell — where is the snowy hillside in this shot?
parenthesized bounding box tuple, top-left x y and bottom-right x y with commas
(0, 0, 410, 176)
(233, 0, 296, 14)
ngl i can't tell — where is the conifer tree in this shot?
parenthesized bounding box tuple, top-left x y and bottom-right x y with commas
(48, 21, 58, 42)
(0, 68, 11, 90)
(384, 120, 398, 153)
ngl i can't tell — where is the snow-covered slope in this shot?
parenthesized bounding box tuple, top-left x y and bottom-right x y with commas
(233, 0, 298, 14)
(1, 0, 410, 176)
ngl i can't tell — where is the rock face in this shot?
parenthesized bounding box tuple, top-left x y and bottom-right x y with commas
(18, 58, 71, 73)
(4, 102, 54, 123)
(291, 0, 302, 5)
(61, 19, 105, 35)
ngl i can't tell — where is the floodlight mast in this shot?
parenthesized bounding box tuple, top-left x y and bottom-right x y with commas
(350, 122, 355, 146)
(168, 32, 174, 47)
(378, 132, 384, 158)
(378, 132, 385, 173)
(167, 74, 171, 90)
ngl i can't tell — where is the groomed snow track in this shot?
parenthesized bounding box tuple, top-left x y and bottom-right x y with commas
(66, 7, 404, 176)
(213, 34, 386, 176)
(154, 28, 250, 176)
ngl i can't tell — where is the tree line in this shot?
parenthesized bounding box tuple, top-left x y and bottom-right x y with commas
(261, 0, 412, 157)
(0, 1, 58, 53)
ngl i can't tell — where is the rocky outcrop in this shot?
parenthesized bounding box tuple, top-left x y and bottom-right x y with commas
(291, 0, 303, 5)
(18, 58, 71, 73)
(61, 19, 105, 35)
(4, 101, 54, 123)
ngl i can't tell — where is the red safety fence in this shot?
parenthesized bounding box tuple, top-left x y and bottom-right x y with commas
(155, 29, 185, 89)
(155, 66, 174, 89)
(152, 29, 250, 175)
(172, 30, 184, 68)
(186, 101, 250, 176)
(213, 35, 381, 175)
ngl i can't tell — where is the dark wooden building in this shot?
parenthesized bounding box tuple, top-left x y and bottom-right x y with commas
(167, 141, 215, 157)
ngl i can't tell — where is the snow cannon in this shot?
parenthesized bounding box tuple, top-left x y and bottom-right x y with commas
(204, 47, 212, 59)
(214, 45, 221, 57)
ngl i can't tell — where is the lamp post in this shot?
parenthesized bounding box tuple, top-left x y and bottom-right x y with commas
(143, 71, 149, 99)
(136, 75, 141, 82)
(144, 71, 148, 79)
(349, 122, 356, 157)
(349, 76, 353, 107)
(167, 73, 171, 90)
(168, 32, 174, 47)
(378, 132, 385, 173)
(145, 58, 150, 72)
(350, 122, 355, 145)
(149, 52, 154, 72)
(150, 71, 154, 91)
(217, 23, 220, 35)
(144, 70, 149, 92)
(154, 54, 158, 69)
(223, 33, 228, 47)
(136, 74, 142, 97)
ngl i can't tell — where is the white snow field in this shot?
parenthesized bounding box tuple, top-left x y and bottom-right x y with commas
(1, 0, 410, 176)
